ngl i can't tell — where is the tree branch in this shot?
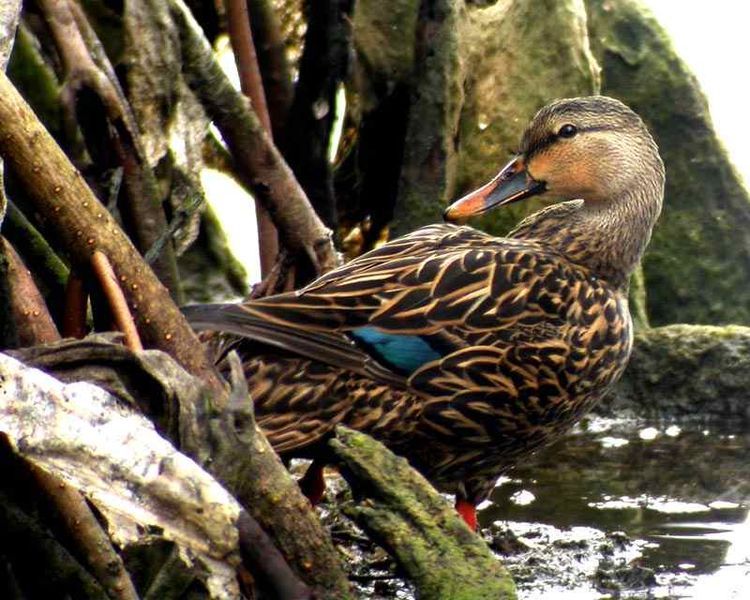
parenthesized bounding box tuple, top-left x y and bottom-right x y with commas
(38, 0, 182, 300)
(0, 237, 60, 346)
(170, 0, 337, 276)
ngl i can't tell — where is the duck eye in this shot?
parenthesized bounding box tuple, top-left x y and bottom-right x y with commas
(558, 124, 578, 138)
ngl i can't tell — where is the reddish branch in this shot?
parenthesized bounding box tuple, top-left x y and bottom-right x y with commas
(226, 0, 272, 132)
(91, 250, 143, 352)
(226, 0, 279, 277)
(62, 273, 88, 339)
(237, 509, 312, 600)
(247, 0, 294, 141)
(0, 69, 222, 391)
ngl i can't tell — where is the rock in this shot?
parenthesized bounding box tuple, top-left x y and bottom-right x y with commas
(586, 0, 750, 326)
(602, 324, 750, 420)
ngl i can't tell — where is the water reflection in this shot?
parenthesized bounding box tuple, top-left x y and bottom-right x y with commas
(481, 418, 750, 597)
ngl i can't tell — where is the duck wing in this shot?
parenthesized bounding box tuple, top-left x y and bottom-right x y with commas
(184, 222, 586, 385)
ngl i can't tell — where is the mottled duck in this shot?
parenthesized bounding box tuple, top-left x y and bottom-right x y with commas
(186, 96, 665, 530)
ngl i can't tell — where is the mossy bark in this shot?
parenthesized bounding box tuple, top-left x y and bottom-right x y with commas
(331, 426, 516, 600)
(391, 0, 465, 236)
(586, 0, 750, 326)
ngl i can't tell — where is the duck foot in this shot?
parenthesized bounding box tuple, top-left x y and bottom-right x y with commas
(455, 498, 478, 531)
(299, 460, 326, 505)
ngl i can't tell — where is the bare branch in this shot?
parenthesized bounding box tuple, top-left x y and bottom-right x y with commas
(226, 0, 279, 277)
(1, 237, 60, 346)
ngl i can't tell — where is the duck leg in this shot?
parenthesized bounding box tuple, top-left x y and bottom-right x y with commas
(299, 458, 327, 505)
(455, 498, 478, 531)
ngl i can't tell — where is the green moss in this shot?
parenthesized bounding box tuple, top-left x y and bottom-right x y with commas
(332, 427, 516, 599)
(586, 0, 750, 325)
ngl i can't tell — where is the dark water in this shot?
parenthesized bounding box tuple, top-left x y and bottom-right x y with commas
(480, 418, 750, 599)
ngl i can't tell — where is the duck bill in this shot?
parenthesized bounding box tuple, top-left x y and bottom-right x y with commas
(444, 156, 546, 221)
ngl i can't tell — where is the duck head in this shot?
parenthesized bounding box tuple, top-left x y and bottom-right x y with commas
(445, 96, 664, 220)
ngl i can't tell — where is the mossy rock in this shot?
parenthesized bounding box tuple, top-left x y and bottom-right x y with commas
(586, 0, 750, 325)
(601, 324, 750, 420)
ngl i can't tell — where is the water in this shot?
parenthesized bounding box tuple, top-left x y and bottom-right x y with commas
(480, 418, 750, 599)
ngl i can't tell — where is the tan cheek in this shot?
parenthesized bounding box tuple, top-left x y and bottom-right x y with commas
(528, 149, 600, 198)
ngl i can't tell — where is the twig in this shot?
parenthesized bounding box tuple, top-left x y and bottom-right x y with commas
(170, 0, 338, 276)
(91, 250, 143, 352)
(0, 68, 222, 391)
(28, 463, 140, 600)
(143, 190, 204, 266)
(226, 0, 278, 277)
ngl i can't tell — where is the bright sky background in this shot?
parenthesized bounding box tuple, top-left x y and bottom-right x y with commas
(646, 0, 750, 186)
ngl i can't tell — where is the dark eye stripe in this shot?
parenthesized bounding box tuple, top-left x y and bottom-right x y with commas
(524, 124, 616, 158)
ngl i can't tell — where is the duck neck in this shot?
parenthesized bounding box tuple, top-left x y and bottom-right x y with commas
(510, 188, 662, 290)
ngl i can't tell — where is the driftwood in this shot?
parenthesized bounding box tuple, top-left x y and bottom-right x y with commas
(331, 426, 517, 600)
(0, 351, 242, 598)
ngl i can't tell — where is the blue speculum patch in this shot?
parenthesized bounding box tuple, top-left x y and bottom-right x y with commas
(349, 326, 442, 375)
